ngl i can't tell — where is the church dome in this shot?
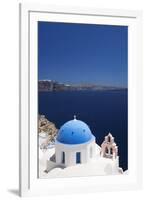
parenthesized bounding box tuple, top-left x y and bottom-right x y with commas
(56, 117, 95, 144)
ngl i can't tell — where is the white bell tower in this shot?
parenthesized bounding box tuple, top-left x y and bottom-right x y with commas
(100, 133, 118, 160)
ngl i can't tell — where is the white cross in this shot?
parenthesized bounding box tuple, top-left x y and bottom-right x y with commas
(74, 115, 77, 120)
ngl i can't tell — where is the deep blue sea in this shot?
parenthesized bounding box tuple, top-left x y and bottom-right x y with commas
(38, 90, 128, 171)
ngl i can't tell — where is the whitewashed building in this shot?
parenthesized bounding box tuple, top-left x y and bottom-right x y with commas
(42, 116, 124, 177)
(55, 116, 99, 167)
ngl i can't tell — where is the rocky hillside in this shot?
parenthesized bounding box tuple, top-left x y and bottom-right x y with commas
(38, 115, 58, 144)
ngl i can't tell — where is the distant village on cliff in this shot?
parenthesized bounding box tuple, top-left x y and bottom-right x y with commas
(38, 80, 127, 92)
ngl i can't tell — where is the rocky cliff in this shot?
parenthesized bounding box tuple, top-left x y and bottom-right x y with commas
(38, 115, 58, 145)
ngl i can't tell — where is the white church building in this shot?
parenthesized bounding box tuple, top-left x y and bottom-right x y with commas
(39, 116, 124, 178)
(55, 116, 97, 167)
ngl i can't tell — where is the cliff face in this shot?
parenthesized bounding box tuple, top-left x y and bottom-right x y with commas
(38, 80, 127, 92)
(38, 115, 58, 145)
(38, 80, 72, 91)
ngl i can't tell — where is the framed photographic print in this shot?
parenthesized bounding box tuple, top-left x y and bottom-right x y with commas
(19, 3, 143, 197)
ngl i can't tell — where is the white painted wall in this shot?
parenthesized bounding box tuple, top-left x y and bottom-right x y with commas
(0, 0, 145, 200)
(55, 139, 98, 166)
(39, 133, 48, 146)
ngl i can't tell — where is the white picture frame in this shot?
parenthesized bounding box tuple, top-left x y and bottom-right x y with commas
(19, 3, 143, 197)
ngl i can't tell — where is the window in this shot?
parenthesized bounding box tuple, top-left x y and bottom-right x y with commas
(76, 152, 81, 164)
(105, 147, 108, 154)
(110, 148, 113, 154)
(108, 136, 111, 142)
(62, 152, 65, 164)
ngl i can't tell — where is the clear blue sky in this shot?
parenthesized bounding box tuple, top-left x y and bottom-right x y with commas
(38, 22, 128, 87)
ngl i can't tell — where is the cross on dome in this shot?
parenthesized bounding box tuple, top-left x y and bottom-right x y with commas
(73, 115, 77, 120)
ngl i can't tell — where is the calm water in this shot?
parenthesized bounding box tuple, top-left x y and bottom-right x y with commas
(38, 90, 128, 171)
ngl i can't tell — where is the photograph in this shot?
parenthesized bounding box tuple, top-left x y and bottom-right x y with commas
(38, 21, 128, 178)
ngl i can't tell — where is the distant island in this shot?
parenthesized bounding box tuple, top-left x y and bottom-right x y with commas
(38, 80, 127, 92)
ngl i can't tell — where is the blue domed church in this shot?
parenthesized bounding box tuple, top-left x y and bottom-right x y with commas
(55, 116, 100, 167)
(39, 115, 124, 177)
